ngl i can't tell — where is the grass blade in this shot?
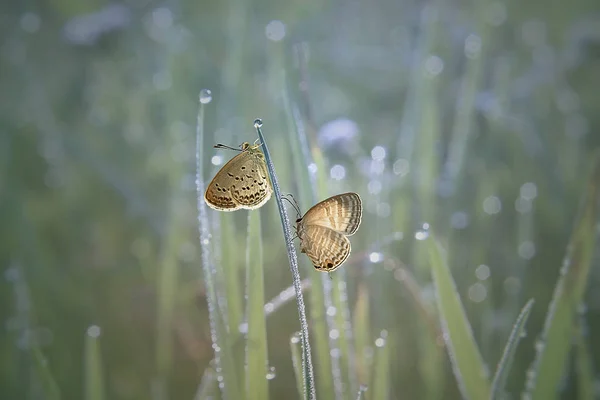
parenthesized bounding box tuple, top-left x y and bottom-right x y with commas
(31, 346, 61, 400)
(490, 299, 534, 400)
(245, 210, 269, 400)
(427, 238, 490, 399)
(370, 332, 391, 400)
(290, 333, 305, 400)
(575, 318, 594, 400)
(255, 119, 316, 400)
(284, 95, 335, 399)
(195, 91, 241, 400)
(355, 385, 368, 400)
(526, 153, 600, 400)
(353, 283, 371, 387)
(84, 326, 105, 400)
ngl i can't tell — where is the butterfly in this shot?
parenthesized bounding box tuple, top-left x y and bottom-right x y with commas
(204, 142, 272, 211)
(293, 192, 362, 272)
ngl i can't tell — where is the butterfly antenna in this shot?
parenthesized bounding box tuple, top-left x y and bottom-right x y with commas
(282, 194, 301, 219)
(288, 194, 302, 219)
(214, 143, 243, 151)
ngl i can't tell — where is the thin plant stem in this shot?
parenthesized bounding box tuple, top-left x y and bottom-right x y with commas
(254, 118, 316, 400)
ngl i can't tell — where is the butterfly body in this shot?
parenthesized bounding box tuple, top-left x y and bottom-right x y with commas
(204, 142, 272, 211)
(295, 192, 362, 272)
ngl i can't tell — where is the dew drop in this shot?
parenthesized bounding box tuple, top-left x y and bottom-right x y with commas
(199, 89, 212, 104)
(368, 180, 382, 195)
(424, 55, 444, 76)
(371, 146, 386, 161)
(414, 223, 430, 240)
(326, 306, 337, 317)
(475, 264, 490, 281)
(20, 13, 41, 33)
(468, 282, 487, 303)
(330, 164, 346, 180)
(520, 182, 538, 200)
(393, 158, 410, 176)
(266, 366, 277, 380)
(265, 20, 286, 41)
(238, 322, 248, 334)
(290, 332, 301, 344)
(87, 325, 101, 338)
(368, 252, 383, 263)
(534, 339, 545, 352)
(515, 197, 532, 213)
(518, 241, 536, 260)
(483, 196, 502, 214)
(464, 34, 482, 59)
(253, 118, 263, 128)
(503, 277, 521, 295)
(377, 203, 391, 218)
(375, 337, 386, 347)
(329, 329, 340, 340)
(211, 155, 223, 165)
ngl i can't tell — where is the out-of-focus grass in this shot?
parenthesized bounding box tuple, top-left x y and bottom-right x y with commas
(490, 299, 534, 400)
(84, 327, 105, 400)
(245, 211, 269, 400)
(526, 152, 600, 400)
(2, 0, 600, 399)
(427, 238, 491, 400)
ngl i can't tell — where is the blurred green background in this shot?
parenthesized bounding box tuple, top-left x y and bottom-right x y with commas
(1, 0, 600, 399)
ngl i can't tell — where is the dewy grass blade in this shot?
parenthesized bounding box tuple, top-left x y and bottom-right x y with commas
(370, 332, 391, 400)
(427, 237, 491, 399)
(290, 332, 305, 400)
(352, 283, 371, 387)
(255, 119, 316, 400)
(526, 152, 600, 400)
(575, 317, 594, 400)
(31, 346, 61, 400)
(490, 299, 534, 400)
(195, 91, 240, 400)
(84, 326, 105, 400)
(288, 86, 353, 398)
(245, 210, 269, 400)
(284, 95, 335, 399)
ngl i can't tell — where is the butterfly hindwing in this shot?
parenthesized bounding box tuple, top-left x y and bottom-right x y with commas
(204, 143, 272, 211)
(299, 224, 351, 272)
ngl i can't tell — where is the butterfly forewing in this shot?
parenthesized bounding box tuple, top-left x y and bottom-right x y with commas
(301, 192, 362, 235)
(299, 224, 351, 272)
(204, 143, 272, 211)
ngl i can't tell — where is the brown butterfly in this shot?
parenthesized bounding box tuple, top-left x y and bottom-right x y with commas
(204, 142, 272, 211)
(294, 192, 362, 272)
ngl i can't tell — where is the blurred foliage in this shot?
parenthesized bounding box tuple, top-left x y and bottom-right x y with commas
(1, 0, 600, 399)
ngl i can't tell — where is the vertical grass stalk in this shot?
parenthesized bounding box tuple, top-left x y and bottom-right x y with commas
(490, 299, 534, 400)
(526, 152, 600, 400)
(84, 327, 105, 400)
(245, 210, 269, 400)
(195, 91, 241, 400)
(255, 119, 316, 400)
(427, 237, 491, 399)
